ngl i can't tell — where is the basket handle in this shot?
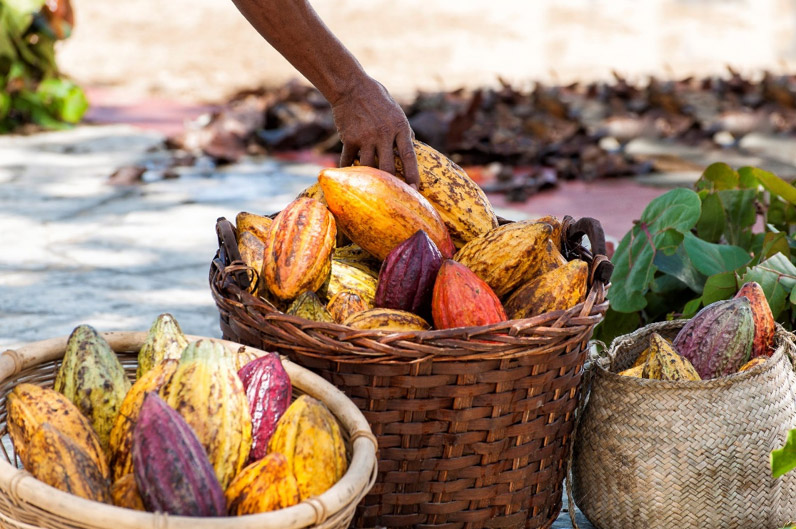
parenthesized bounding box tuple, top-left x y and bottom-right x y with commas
(215, 217, 253, 291)
(562, 216, 613, 284)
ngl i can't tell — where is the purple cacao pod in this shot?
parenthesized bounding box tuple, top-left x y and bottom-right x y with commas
(672, 297, 754, 379)
(132, 392, 226, 517)
(238, 353, 292, 462)
(374, 229, 443, 318)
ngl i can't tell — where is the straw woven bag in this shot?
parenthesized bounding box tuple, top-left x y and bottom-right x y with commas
(571, 320, 796, 529)
(210, 215, 613, 529)
(0, 332, 378, 529)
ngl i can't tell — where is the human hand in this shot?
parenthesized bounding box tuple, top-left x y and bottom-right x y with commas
(331, 77, 420, 187)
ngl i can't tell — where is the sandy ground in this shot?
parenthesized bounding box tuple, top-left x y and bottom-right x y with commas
(57, 0, 796, 105)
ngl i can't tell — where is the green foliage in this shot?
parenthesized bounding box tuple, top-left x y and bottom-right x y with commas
(772, 430, 796, 479)
(595, 163, 796, 345)
(0, 0, 87, 131)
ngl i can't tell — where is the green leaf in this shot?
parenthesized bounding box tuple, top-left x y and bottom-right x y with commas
(742, 254, 796, 318)
(682, 297, 703, 318)
(683, 232, 751, 276)
(696, 162, 738, 191)
(772, 429, 796, 479)
(592, 308, 642, 346)
(761, 232, 791, 262)
(718, 189, 758, 246)
(696, 192, 726, 243)
(0, 92, 9, 120)
(702, 272, 738, 305)
(653, 245, 707, 293)
(737, 166, 760, 189)
(744, 166, 796, 205)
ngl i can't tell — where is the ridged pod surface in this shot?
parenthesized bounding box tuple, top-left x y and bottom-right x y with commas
(238, 353, 292, 462)
(267, 395, 348, 500)
(431, 260, 507, 330)
(618, 365, 645, 378)
(327, 291, 371, 323)
(297, 182, 326, 204)
(503, 259, 588, 320)
(235, 211, 273, 243)
(262, 197, 337, 300)
(375, 229, 443, 318)
(673, 298, 755, 379)
(110, 359, 179, 481)
(225, 453, 301, 515)
(133, 393, 226, 517)
(454, 221, 554, 298)
(6, 383, 109, 481)
(343, 308, 431, 331)
(739, 356, 768, 372)
(237, 230, 266, 295)
(111, 474, 145, 511)
(54, 325, 131, 452)
(136, 313, 188, 379)
(160, 339, 252, 489)
(534, 215, 563, 249)
(286, 291, 334, 323)
(734, 281, 776, 358)
(641, 333, 701, 381)
(24, 423, 111, 503)
(333, 244, 380, 271)
(319, 165, 455, 260)
(321, 258, 378, 306)
(394, 140, 498, 247)
(229, 345, 261, 372)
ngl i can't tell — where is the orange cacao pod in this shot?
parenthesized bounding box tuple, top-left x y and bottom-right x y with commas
(327, 290, 371, 323)
(225, 453, 300, 515)
(734, 281, 776, 358)
(431, 260, 507, 329)
(263, 197, 336, 300)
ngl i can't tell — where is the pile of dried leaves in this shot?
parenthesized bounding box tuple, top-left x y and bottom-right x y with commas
(160, 69, 796, 201)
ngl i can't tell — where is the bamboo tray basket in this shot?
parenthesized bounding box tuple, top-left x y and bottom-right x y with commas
(0, 332, 378, 529)
(209, 215, 613, 529)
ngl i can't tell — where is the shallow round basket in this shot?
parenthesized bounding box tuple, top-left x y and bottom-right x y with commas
(572, 320, 796, 529)
(210, 216, 613, 529)
(0, 332, 378, 529)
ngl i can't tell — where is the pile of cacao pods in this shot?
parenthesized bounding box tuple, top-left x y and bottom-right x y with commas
(232, 140, 591, 331)
(6, 314, 347, 516)
(619, 281, 776, 381)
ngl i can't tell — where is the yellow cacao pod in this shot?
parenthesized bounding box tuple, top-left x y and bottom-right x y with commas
(297, 182, 326, 204)
(618, 365, 645, 378)
(111, 473, 145, 511)
(321, 258, 378, 306)
(642, 333, 701, 381)
(534, 215, 563, 249)
(160, 340, 252, 489)
(263, 197, 337, 300)
(6, 383, 110, 481)
(238, 230, 266, 295)
(327, 290, 371, 323)
(503, 259, 588, 320)
(287, 291, 334, 323)
(333, 244, 381, 275)
(225, 452, 301, 515)
(343, 308, 431, 331)
(235, 211, 273, 243)
(739, 356, 768, 372)
(109, 359, 179, 481)
(228, 344, 262, 372)
(267, 395, 347, 500)
(455, 221, 555, 298)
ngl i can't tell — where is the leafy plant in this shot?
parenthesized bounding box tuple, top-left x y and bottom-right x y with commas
(0, 0, 87, 131)
(595, 162, 796, 345)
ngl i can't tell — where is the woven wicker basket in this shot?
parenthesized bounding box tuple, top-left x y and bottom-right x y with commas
(571, 320, 796, 529)
(0, 332, 378, 529)
(209, 215, 612, 529)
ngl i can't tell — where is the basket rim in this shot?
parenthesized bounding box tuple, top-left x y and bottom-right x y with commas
(0, 332, 378, 529)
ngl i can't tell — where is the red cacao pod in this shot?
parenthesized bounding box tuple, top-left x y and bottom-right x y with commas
(431, 260, 507, 329)
(734, 281, 776, 358)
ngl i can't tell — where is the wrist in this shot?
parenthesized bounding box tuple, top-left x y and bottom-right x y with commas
(325, 70, 376, 107)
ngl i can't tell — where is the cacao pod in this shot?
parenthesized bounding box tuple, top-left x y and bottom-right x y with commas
(136, 313, 188, 379)
(267, 395, 347, 500)
(160, 339, 252, 489)
(333, 244, 381, 274)
(618, 365, 645, 378)
(321, 258, 378, 306)
(673, 298, 754, 379)
(54, 325, 131, 452)
(133, 393, 226, 517)
(431, 260, 507, 329)
(229, 345, 262, 372)
(374, 229, 442, 319)
(503, 259, 588, 320)
(327, 290, 371, 323)
(734, 281, 776, 358)
(343, 308, 431, 331)
(237, 230, 266, 295)
(6, 383, 109, 481)
(109, 359, 179, 481)
(286, 291, 334, 323)
(394, 139, 498, 247)
(235, 211, 273, 243)
(633, 346, 652, 368)
(641, 333, 701, 381)
(24, 423, 111, 503)
(454, 221, 555, 298)
(111, 474, 145, 511)
(535, 215, 563, 249)
(319, 165, 455, 260)
(739, 356, 768, 372)
(225, 453, 301, 515)
(262, 197, 336, 300)
(297, 182, 326, 204)
(238, 353, 292, 462)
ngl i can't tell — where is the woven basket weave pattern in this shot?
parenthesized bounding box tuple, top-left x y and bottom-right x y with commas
(572, 320, 796, 529)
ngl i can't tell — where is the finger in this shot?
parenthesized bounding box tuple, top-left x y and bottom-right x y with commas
(340, 143, 357, 168)
(359, 145, 376, 168)
(378, 139, 396, 176)
(396, 132, 420, 187)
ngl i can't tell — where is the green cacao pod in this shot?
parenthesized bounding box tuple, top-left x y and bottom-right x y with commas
(136, 313, 188, 379)
(286, 291, 334, 323)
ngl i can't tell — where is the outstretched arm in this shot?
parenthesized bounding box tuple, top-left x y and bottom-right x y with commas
(229, 0, 420, 185)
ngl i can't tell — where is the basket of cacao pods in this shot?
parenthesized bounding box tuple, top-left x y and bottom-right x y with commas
(0, 316, 378, 529)
(209, 141, 612, 529)
(571, 285, 796, 529)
